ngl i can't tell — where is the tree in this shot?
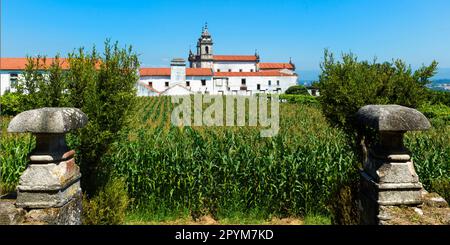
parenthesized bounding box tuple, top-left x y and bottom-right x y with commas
(42, 55, 67, 107)
(15, 40, 139, 196)
(16, 56, 47, 110)
(317, 50, 437, 132)
(67, 40, 139, 195)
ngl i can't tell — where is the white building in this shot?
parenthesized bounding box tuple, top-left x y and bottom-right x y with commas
(0, 58, 28, 95)
(0, 58, 70, 95)
(139, 24, 298, 96)
(0, 25, 299, 97)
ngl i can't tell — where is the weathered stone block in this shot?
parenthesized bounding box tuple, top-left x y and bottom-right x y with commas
(0, 200, 26, 225)
(7, 107, 88, 134)
(18, 158, 81, 191)
(356, 105, 431, 132)
(23, 192, 82, 225)
(16, 180, 81, 208)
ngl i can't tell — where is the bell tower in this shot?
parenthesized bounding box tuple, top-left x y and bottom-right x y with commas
(193, 23, 214, 68)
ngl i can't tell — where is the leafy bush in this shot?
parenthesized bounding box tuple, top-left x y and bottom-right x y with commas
(317, 50, 437, 131)
(11, 41, 139, 196)
(285, 85, 309, 95)
(426, 89, 450, 107)
(430, 178, 450, 203)
(0, 93, 24, 116)
(82, 177, 130, 225)
(419, 103, 450, 127)
(65, 41, 139, 195)
(279, 94, 319, 106)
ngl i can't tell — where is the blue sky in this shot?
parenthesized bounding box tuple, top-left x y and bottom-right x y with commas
(2, 0, 450, 80)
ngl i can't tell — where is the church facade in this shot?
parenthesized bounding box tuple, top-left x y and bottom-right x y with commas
(138, 24, 298, 96)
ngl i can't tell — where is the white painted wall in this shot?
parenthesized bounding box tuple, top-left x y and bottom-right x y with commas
(140, 75, 214, 95)
(160, 84, 193, 96)
(136, 82, 159, 97)
(213, 75, 297, 95)
(171, 65, 186, 82)
(1, 71, 23, 95)
(213, 61, 257, 72)
(139, 74, 296, 96)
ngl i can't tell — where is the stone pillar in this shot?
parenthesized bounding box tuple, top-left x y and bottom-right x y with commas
(356, 105, 431, 225)
(6, 107, 88, 225)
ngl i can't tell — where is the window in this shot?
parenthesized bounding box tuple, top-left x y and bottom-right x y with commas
(277, 80, 280, 86)
(217, 69, 221, 72)
(250, 69, 254, 72)
(148, 82, 153, 87)
(201, 79, 206, 86)
(257, 84, 261, 90)
(186, 81, 190, 87)
(10, 73, 18, 88)
(165, 82, 169, 87)
(241, 79, 246, 85)
(239, 69, 243, 72)
(268, 80, 271, 86)
(205, 46, 209, 54)
(228, 69, 232, 72)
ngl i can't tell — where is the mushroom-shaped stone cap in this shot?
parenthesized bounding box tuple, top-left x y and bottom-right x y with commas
(7, 107, 88, 133)
(356, 105, 431, 131)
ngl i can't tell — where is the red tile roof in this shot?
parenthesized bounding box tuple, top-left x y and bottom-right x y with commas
(214, 71, 296, 77)
(0, 58, 70, 70)
(259, 63, 294, 70)
(139, 68, 170, 76)
(213, 55, 258, 61)
(186, 68, 213, 76)
(139, 68, 213, 76)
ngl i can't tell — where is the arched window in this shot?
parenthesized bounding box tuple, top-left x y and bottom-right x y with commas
(205, 46, 209, 54)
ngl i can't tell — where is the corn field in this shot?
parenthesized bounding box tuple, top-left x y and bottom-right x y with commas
(103, 96, 359, 218)
(1, 96, 449, 219)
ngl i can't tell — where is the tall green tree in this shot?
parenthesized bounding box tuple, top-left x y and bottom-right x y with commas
(42, 55, 67, 107)
(66, 40, 139, 195)
(16, 56, 47, 110)
(318, 50, 438, 132)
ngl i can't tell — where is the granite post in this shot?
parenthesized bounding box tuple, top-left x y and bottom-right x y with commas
(6, 107, 88, 225)
(356, 105, 431, 225)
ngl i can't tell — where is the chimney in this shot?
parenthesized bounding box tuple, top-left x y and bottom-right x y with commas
(171, 58, 186, 83)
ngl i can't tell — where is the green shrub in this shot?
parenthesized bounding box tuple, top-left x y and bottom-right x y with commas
(426, 89, 450, 107)
(430, 178, 450, 203)
(67, 41, 139, 196)
(329, 182, 360, 225)
(279, 94, 319, 106)
(82, 177, 130, 225)
(285, 85, 309, 95)
(419, 103, 450, 127)
(9, 41, 139, 197)
(0, 93, 23, 116)
(317, 50, 437, 131)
